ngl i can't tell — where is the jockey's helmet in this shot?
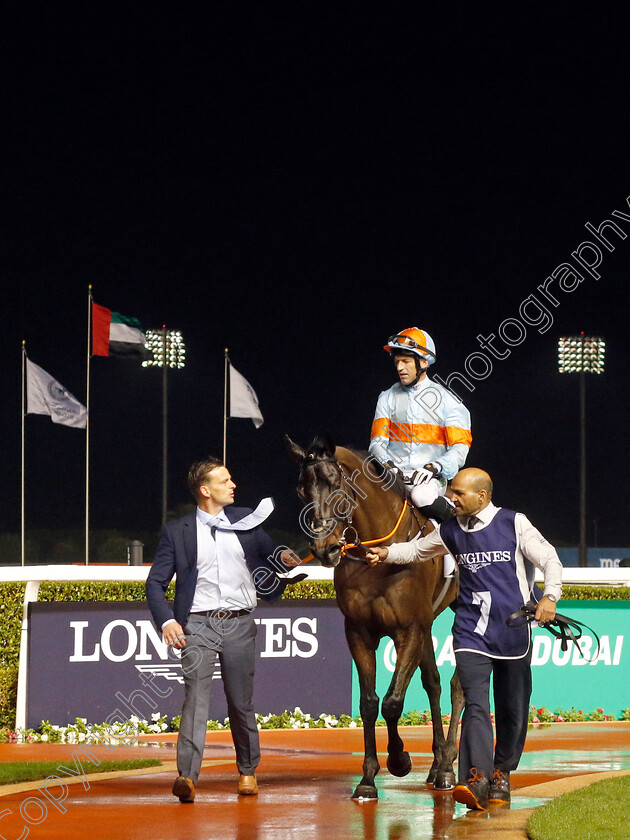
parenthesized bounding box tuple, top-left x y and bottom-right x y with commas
(384, 328, 436, 366)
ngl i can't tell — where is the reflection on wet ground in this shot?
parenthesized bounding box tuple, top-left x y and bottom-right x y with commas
(0, 723, 627, 840)
(518, 747, 630, 774)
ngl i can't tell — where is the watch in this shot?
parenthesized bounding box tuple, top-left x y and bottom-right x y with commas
(545, 594, 557, 602)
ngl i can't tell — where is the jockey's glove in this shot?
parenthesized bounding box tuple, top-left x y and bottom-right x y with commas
(410, 467, 436, 486)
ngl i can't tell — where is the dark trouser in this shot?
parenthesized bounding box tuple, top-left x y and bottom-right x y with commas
(455, 649, 532, 783)
(177, 612, 260, 783)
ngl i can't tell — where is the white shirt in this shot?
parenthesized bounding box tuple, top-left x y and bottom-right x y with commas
(189, 508, 257, 613)
(386, 502, 563, 601)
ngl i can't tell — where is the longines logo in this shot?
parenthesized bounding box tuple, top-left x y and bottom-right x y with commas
(69, 616, 320, 680)
(456, 549, 512, 573)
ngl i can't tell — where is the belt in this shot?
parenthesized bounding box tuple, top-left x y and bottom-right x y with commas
(190, 608, 252, 619)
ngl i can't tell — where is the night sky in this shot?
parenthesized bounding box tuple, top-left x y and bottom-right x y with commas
(3, 4, 629, 552)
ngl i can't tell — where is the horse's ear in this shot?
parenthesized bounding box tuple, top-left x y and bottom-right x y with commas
(311, 431, 336, 458)
(285, 434, 306, 463)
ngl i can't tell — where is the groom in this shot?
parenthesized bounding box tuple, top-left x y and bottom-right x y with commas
(146, 456, 303, 803)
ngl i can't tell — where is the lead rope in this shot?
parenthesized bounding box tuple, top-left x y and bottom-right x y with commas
(506, 603, 601, 663)
(340, 500, 409, 555)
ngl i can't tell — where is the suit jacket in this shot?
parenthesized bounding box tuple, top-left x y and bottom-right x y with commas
(145, 506, 289, 632)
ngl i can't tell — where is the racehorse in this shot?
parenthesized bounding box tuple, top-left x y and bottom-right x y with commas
(287, 432, 464, 799)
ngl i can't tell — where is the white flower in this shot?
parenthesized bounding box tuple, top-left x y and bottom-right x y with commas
(41, 734, 49, 742)
(349, 721, 357, 728)
(151, 712, 161, 721)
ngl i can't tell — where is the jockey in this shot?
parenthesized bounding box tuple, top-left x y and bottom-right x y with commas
(369, 328, 472, 522)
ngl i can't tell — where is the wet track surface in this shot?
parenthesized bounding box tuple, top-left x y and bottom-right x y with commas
(0, 723, 628, 840)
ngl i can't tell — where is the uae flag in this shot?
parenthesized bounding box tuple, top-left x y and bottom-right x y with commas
(92, 302, 150, 358)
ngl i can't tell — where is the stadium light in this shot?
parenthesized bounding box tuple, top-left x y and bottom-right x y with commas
(557, 336, 605, 374)
(558, 335, 605, 567)
(143, 328, 186, 525)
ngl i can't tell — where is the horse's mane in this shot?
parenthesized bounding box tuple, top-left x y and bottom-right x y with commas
(335, 444, 408, 499)
(340, 446, 387, 477)
(306, 432, 336, 459)
(306, 433, 400, 496)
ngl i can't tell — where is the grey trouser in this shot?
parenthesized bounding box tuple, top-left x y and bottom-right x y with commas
(177, 612, 260, 783)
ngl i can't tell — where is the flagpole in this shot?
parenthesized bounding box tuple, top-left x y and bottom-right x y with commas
(223, 348, 229, 463)
(85, 286, 92, 565)
(21, 341, 26, 566)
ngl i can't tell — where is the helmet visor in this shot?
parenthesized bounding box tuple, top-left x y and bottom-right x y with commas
(388, 334, 431, 355)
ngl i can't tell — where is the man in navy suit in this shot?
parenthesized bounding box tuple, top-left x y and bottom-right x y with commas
(146, 456, 302, 803)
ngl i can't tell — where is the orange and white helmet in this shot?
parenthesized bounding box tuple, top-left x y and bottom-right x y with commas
(384, 328, 436, 365)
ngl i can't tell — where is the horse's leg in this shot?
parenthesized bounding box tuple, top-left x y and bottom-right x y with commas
(381, 629, 423, 779)
(414, 632, 453, 789)
(443, 667, 464, 780)
(345, 622, 381, 799)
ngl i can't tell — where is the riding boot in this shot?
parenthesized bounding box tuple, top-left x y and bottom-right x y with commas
(418, 495, 456, 522)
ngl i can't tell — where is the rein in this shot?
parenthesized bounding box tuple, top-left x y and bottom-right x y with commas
(340, 500, 409, 556)
(506, 603, 601, 663)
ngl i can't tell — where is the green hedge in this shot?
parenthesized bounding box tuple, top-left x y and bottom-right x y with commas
(0, 579, 627, 729)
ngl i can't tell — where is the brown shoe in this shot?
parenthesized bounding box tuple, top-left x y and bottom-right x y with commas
(238, 774, 258, 795)
(453, 767, 489, 811)
(172, 776, 195, 803)
(488, 768, 511, 805)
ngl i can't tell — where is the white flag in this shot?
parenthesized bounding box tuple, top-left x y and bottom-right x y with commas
(26, 360, 87, 429)
(229, 363, 264, 428)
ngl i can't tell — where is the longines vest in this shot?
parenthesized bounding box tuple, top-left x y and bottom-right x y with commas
(440, 508, 531, 658)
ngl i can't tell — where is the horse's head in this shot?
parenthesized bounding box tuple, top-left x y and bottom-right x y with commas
(286, 432, 352, 567)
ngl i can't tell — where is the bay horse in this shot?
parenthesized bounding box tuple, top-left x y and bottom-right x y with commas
(287, 432, 463, 799)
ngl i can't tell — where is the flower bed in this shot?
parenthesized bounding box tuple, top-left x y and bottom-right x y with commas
(1, 705, 628, 744)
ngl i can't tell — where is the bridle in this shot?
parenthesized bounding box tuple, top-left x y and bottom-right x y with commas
(299, 454, 424, 561)
(299, 456, 356, 547)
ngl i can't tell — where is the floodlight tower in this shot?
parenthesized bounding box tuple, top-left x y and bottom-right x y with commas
(143, 328, 186, 525)
(557, 335, 605, 567)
